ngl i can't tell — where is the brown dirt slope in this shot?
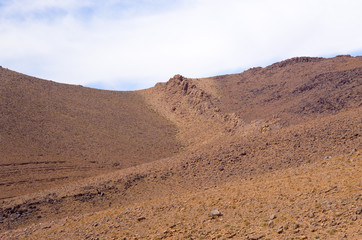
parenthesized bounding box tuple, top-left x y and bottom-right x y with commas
(2, 150, 360, 240)
(0, 67, 182, 199)
(0, 55, 361, 239)
(208, 55, 362, 124)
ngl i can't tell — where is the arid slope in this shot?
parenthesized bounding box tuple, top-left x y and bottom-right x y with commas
(0, 55, 361, 239)
(0, 67, 181, 198)
(209, 56, 362, 124)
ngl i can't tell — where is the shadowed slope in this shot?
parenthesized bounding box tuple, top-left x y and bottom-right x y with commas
(0, 67, 181, 198)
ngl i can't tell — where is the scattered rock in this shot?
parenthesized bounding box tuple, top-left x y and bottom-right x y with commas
(351, 216, 357, 221)
(277, 227, 283, 234)
(137, 217, 146, 221)
(269, 214, 276, 220)
(248, 234, 265, 240)
(308, 212, 315, 218)
(300, 236, 307, 240)
(227, 233, 236, 238)
(335, 212, 342, 217)
(356, 207, 362, 215)
(210, 209, 222, 217)
(283, 222, 289, 230)
(341, 233, 347, 238)
(268, 220, 274, 228)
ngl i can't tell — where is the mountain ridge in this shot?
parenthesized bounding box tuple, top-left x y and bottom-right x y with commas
(0, 55, 361, 239)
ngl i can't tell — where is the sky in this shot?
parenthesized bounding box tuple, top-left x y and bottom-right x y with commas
(0, 0, 362, 90)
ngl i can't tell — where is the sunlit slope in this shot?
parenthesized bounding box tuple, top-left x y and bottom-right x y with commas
(210, 56, 362, 124)
(0, 67, 181, 198)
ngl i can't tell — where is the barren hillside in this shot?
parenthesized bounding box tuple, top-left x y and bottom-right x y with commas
(0, 55, 361, 239)
(0, 67, 181, 198)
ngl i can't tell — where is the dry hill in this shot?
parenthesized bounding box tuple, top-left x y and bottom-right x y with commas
(0, 55, 361, 239)
(0, 67, 181, 198)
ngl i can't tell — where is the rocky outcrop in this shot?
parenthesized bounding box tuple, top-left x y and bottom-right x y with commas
(266, 57, 325, 69)
(154, 74, 244, 133)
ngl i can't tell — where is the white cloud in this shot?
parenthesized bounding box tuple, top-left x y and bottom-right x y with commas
(0, 0, 361, 90)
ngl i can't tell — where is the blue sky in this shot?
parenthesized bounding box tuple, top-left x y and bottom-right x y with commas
(0, 0, 362, 90)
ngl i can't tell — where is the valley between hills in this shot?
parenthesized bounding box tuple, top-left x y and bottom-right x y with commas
(0, 55, 361, 239)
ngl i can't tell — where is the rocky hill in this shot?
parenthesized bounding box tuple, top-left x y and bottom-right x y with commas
(0, 55, 361, 239)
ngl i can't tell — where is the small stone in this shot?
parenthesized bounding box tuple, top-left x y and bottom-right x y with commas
(294, 229, 300, 234)
(341, 233, 347, 238)
(294, 223, 300, 229)
(227, 233, 236, 238)
(308, 212, 315, 218)
(268, 220, 274, 228)
(277, 227, 283, 234)
(249, 234, 265, 240)
(356, 207, 362, 215)
(335, 212, 342, 217)
(330, 221, 337, 226)
(300, 236, 307, 240)
(210, 210, 222, 217)
(351, 216, 357, 221)
(137, 217, 146, 221)
(284, 224, 289, 230)
(270, 214, 276, 220)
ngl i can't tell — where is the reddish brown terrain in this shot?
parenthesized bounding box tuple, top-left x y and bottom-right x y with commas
(0, 55, 361, 239)
(0, 70, 181, 198)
